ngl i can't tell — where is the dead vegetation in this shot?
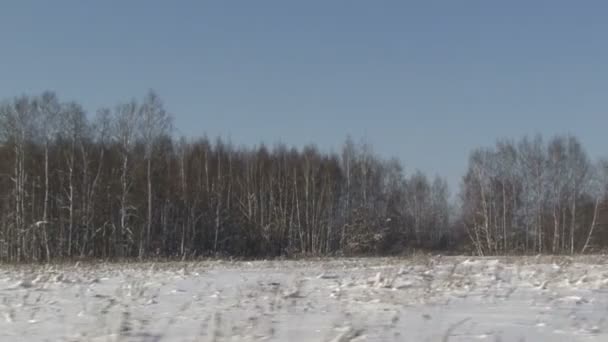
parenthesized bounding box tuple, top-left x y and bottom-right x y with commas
(1, 256, 607, 341)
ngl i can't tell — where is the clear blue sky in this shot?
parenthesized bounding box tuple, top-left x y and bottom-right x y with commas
(1, 1, 606, 190)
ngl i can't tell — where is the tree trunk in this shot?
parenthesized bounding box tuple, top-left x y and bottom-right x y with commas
(147, 157, 152, 257)
(120, 154, 129, 257)
(502, 182, 507, 253)
(43, 142, 51, 261)
(552, 205, 559, 253)
(68, 147, 74, 257)
(570, 195, 576, 255)
(581, 197, 600, 253)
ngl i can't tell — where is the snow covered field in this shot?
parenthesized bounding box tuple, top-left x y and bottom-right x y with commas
(2, 256, 608, 341)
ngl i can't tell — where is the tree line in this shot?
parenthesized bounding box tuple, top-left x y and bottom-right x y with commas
(0, 91, 606, 262)
(461, 136, 608, 255)
(0, 91, 452, 261)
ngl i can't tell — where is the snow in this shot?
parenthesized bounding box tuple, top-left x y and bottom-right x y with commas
(1, 256, 608, 341)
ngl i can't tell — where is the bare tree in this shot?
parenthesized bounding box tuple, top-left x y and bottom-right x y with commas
(138, 90, 172, 257)
(35, 92, 61, 260)
(0, 96, 37, 261)
(59, 102, 87, 256)
(113, 100, 140, 257)
(581, 160, 608, 253)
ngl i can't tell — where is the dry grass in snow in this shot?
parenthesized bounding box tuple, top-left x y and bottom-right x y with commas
(1, 256, 608, 341)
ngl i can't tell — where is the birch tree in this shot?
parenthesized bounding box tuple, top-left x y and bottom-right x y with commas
(138, 90, 172, 257)
(57, 102, 88, 256)
(113, 100, 140, 257)
(34, 92, 61, 260)
(0, 96, 37, 261)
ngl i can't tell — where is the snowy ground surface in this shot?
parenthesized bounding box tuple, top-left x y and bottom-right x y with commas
(2, 256, 608, 341)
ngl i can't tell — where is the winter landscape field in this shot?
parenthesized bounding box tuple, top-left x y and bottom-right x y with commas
(1, 256, 608, 342)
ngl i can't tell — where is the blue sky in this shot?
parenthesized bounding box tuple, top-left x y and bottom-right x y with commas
(1, 1, 606, 190)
